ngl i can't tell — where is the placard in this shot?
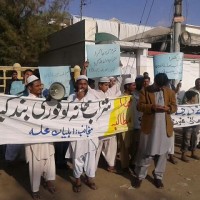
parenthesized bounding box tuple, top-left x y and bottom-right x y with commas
(10, 81, 25, 95)
(39, 66, 73, 96)
(86, 44, 121, 78)
(153, 52, 184, 79)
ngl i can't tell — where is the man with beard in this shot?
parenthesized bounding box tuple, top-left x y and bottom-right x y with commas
(82, 62, 122, 173)
(25, 75, 56, 199)
(66, 75, 98, 192)
(133, 73, 177, 189)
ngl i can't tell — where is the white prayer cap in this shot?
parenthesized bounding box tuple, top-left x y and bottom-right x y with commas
(76, 75, 88, 82)
(27, 75, 39, 85)
(99, 77, 110, 83)
(124, 78, 135, 85)
(109, 76, 115, 80)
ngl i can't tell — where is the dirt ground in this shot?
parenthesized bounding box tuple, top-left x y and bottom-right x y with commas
(0, 129, 200, 200)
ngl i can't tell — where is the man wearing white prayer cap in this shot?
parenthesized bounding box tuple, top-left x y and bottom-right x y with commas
(118, 77, 136, 171)
(109, 76, 116, 88)
(76, 75, 88, 82)
(26, 75, 39, 84)
(25, 75, 56, 199)
(124, 78, 135, 86)
(65, 75, 99, 192)
(81, 61, 123, 173)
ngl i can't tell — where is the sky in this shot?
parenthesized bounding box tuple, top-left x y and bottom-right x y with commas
(68, 0, 200, 27)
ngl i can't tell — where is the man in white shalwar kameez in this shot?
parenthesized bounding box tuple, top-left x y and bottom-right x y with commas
(82, 62, 122, 172)
(25, 75, 56, 200)
(65, 75, 99, 192)
(133, 73, 177, 189)
(89, 77, 122, 172)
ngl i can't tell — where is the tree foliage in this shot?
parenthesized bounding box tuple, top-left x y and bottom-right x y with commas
(0, 0, 72, 66)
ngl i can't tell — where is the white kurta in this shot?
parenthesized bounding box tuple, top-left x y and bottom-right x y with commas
(65, 91, 99, 178)
(89, 76, 122, 99)
(89, 78, 122, 169)
(136, 91, 173, 165)
(25, 93, 55, 192)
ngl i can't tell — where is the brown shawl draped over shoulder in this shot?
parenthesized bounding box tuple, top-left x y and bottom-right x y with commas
(137, 85, 177, 137)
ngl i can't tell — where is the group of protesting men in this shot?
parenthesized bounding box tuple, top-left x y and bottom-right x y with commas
(2, 62, 200, 199)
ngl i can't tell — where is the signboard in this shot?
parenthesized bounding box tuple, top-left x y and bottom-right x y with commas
(86, 44, 121, 78)
(153, 52, 184, 80)
(39, 66, 73, 96)
(10, 81, 24, 95)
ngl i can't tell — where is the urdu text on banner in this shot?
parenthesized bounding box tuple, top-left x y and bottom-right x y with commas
(1, 94, 200, 145)
(0, 94, 133, 144)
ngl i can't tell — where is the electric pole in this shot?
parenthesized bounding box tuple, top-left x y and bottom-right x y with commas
(172, 0, 184, 88)
(173, 0, 184, 52)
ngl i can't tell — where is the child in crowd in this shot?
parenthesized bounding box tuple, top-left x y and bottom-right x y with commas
(181, 90, 200, 162)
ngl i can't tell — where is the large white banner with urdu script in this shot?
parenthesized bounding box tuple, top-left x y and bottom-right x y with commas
(0, 94, 200, 145)
(0, 94, 133, 144)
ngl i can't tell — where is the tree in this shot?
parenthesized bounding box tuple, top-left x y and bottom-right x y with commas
(0, 0, 72, 66)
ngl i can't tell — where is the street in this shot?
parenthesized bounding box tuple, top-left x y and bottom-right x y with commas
(0, 130, 199, 200)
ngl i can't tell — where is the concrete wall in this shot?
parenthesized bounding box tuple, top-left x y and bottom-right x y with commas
(39, 43, 85, 67)
(39, 19, 150, 73)
(39, 20, 87, 67)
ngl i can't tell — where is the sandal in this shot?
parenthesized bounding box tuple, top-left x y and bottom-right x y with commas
(32, 192, 40, 200)
(73, 184, 82, 193)
(42, 178, 56, 194)
(85, 179, 97, 190)
(86, 181, 97, 190)
(46, 181, 56, 194)
(84, 175, 97, 190)
(107, 166, 117, 173)
(168, 155, 178, 164)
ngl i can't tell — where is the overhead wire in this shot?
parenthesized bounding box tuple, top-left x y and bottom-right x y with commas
(125, 0, 148, 74)
(135, 1, 175, 52)
(163, 1, 175, 53)
(139, 0, 155, 43)
(129, 0, 155, 73)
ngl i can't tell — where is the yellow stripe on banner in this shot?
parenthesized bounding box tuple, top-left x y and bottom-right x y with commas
(104, 96, 134, 136)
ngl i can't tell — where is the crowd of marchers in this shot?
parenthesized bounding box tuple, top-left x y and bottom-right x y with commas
(2, 62, 200, 199)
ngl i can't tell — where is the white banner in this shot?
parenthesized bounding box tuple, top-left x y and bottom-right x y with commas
(173, 104, 200, 128)
(0, 95, 133, 144)
(0, 94, 199, 145)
